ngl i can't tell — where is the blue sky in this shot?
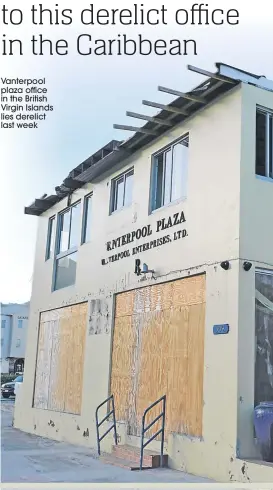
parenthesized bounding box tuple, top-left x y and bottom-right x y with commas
(1, 0, 273, 302)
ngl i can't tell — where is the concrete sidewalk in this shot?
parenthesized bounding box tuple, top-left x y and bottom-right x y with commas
(1, 403, 214, 484)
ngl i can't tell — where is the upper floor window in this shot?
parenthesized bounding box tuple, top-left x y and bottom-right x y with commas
(18, 320, 23, 328)
(54, 201, 81, 291)
(45, 216, 55, 260)
(150, 136, 189, 212)
(1, 338, 4, 346)
(58, 202, 81, 254)
(256, 107, 273, 180)
(82, 193, 93, 244)
(1, 320, 6, 329)
(110, 168, 134, 213)
(16, 339, 21, 348)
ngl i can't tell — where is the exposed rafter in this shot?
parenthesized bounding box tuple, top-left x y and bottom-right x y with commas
(157, 86, 206, 104)
(142, 100, 189, 115)
(113, 124, 158, 135)
(126, 111, 173, 127)
(187, 65, 236, 84)
(25, 62, 250, 217)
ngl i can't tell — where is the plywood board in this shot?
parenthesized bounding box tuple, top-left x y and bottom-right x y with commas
(33, 319, 54, 409)
(33, 303, 87, 415)
(64, 304, 87, 414)
(111, 275, 206, 439)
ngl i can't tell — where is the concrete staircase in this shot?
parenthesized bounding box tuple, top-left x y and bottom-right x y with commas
(100, 444, 168, 471)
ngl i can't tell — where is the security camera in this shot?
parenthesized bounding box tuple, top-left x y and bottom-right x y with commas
(220, 261, 230, 271)
(243, 261, 252, 271)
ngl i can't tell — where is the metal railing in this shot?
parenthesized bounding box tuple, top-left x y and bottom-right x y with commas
(95, 394, 117, 456)
(140, 395, 166, 470)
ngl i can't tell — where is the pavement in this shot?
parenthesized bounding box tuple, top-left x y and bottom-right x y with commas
(1, 400, 214, 484)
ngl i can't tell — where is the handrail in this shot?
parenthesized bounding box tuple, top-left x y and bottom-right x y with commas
(140, 394, 166, 470)
(95, 394, 118, 456)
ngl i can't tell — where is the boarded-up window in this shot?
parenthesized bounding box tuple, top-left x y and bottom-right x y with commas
(111, 275, 206, 439)
(33, 303, 87, 414)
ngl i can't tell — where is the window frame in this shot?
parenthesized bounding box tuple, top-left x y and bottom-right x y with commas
(256, 106, 273, 181)
(110, 167, 134, 214)
(149, 134, 189, 214)
(81, 192, 93, 244)
(52, 200, 81, 292)
(45, 215, 56, 261)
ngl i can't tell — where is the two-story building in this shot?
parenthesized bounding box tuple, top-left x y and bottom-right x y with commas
(14, 62, 273, 482)
(1, 302, 29, 373)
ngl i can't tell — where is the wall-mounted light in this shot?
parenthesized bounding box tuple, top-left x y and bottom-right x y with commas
(142, 263, 154, 274)
(243, 261, 252, 271)
(220, 261, 230, 271)
(134, 259, 155, 276)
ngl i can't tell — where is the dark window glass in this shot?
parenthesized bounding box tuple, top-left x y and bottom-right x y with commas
(55, 252, 78, 291)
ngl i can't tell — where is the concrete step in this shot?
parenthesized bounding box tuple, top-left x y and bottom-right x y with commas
(110, 444, 168, 469)
(100, 454, 152, 471)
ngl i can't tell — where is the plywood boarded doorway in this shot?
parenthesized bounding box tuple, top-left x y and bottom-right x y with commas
(33, 302, 87, 415)
(110, 275, 206, 439)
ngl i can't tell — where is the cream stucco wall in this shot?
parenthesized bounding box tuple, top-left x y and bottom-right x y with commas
(237, 84, 273, 461)
(14, 83, 273, 482)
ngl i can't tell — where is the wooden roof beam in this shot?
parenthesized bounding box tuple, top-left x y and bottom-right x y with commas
(126, 111, 173, 127)
(158, 85, 206, 104)
(142, 100, 189, 115)
(187, 65, 236, 84)
(113, 124, 158, 136)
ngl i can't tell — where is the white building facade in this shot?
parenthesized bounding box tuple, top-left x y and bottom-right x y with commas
(14, 63, 273, 482)
(1, 302, 29, 373)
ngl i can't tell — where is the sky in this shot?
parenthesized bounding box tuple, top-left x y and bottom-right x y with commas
(1, 0, 273, 303)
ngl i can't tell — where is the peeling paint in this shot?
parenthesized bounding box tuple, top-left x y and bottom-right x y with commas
(89, 299, 111, 335)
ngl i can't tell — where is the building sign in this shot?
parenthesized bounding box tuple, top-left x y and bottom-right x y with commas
(213, 324, 230, 335)
(18, 316, 28, 320)
(102, 210, 187, 265)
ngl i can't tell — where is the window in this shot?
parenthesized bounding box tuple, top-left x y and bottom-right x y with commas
(82, 193, 93, 243)
(55, 252, 78, 291)
(16, 339, 21, 348)
(150, 136, 189, 212)
(18, 320, 23, 328)
(45, 216, 56, 260)
(256, 108, 273, 179)
(1, 320, 6, 329)
(110, 168, 134, 213)
(1, 338, 4, 346)
(54, 201, 81, 291)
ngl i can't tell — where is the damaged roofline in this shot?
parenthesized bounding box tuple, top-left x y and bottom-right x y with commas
(25, 61, 273, 217)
